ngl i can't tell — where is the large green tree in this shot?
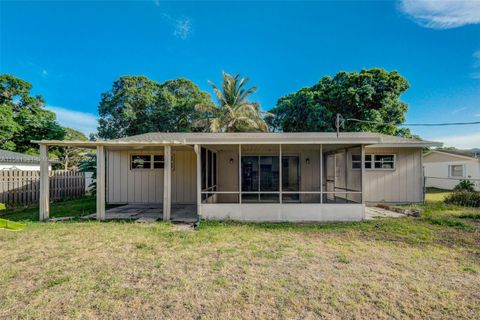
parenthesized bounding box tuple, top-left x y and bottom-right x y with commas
(0, 74, 65, 153)
(195, 72, 270, 132)
(53, 128, 89, 170)
(97, 76, 213, 139)
(267, 69, 411, 136)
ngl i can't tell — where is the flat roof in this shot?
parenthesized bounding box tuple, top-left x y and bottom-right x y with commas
(33, 132, 442, 148)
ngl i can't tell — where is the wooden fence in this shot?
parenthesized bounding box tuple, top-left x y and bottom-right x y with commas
(0, 170, 86, 205)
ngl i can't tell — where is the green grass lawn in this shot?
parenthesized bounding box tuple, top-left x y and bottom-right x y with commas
(0, 195, 479, 319)
(0, 196, 96, 221)
(425, 187, 453, 202)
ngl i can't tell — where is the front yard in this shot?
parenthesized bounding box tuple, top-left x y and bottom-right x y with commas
(1, 197, 479, 319)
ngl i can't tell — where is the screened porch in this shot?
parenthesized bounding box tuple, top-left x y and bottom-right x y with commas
(199, 144, 366, 207)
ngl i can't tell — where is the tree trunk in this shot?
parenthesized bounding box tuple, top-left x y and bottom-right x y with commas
(64, 154, 69, 170)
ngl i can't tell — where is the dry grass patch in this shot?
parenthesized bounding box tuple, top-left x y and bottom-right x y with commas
(1, 216, 479, 319)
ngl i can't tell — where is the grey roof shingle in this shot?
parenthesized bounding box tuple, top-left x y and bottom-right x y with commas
(33, 132, 442, 147)
(431, 148, 480, 159)
(109, 132, 440, 146)
(0, 149, 42, 163)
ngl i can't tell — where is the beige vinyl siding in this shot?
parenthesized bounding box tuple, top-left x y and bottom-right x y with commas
(106, 145, 422, 205)
(334, 147, 422, 203)
(363, 147, 423, 203)
(172, 150, 197, 204)
(106, 149, 196, 204)
(217, 150, 239, 203)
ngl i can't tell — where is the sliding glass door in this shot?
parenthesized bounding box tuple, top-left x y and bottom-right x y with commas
(242, 156, 279, 202)
(282, 156, 300, 202)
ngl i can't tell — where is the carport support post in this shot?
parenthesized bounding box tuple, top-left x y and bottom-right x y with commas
(163, 145, 172, 221)
(361, 144, 366, 219)
(96, 145, 106, 221)
(194, 144, 202, 217)
(39, 144, 49, 221)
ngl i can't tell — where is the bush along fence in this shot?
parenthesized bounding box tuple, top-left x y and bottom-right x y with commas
(444, 192, 480, 208)
(0, 170, 85, 205)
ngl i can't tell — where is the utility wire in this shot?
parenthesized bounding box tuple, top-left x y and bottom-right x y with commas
(346, 118, 480, 127)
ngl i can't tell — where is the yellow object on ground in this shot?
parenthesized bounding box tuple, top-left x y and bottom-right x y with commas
(0, 218, 25, 231)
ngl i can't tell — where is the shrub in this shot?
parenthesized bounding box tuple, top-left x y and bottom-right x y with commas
(0, 203, 5, 211)
(444, 191, 480, 208)
(453, 180, 475, 192)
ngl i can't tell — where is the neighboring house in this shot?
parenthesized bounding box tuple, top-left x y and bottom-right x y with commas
(423, 149, 480, 191)
(0, 149, 53, 171)
(34, 132, 441, 222)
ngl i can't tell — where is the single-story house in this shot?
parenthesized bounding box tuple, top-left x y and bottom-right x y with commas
(33, 132, 441, 222)
(0, 149, 53, 171)
(423, 149, 480, 191)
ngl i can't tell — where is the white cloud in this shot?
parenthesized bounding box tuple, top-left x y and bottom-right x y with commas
(162, 13, 192, 40)
(471, 51, 480, 79)
(45, 106, 98, 136)
(399, 0, 480, 29)
(451, 107, 467, 114)
(41, 69, 48, 78)
(174, 18, 192, 40)
(434, 132, 480, 149)
(474, 51, 480, 67)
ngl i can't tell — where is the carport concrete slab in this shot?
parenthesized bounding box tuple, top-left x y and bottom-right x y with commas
(83, 204, 198, 223)
(365, 206, 406, 220)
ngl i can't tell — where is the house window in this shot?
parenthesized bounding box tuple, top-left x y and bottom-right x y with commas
(153, 155, 165, 169)
(131, 154, 164, 170)
(352, 154, 394, 170)
(373, 155, 395, 169)
(449, 164, 464, 178)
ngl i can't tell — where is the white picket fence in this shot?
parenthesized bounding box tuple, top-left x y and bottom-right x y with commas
(0, 170, 85, 205)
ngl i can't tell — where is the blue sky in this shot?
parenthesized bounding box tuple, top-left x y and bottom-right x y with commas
(1, 0, 479, 148)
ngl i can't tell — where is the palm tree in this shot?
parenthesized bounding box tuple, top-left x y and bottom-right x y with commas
(196, 72, 270, 132)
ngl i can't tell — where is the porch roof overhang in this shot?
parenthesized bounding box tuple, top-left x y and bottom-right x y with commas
(32, 132, 442, 148)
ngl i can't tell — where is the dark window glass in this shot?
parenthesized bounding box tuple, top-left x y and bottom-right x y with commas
(352, 155, 361, 162)
(153, 155, 164, 162)
(375, 155, 394, 162)
(131, 155, 151, 169)
(241, 156, 280, 202)
(153, 154, 164, 169)
(282, 193, 300, 202)
(213, 153, 217, 188)
(153, 162, 164, 169)
(260, 156, 279, 192)
(207, 150, 213, 188)
(242, 156, 259, 192)
(352, 162, 361, 169)
(260, 194, 279, 203)
(201, 148, 206, 190)
(282, 156, 299, 191)
(242, 193, 259, 202)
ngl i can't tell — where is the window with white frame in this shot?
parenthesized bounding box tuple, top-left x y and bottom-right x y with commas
(131, 154, 164, 169)
(448, 164, 464, 178)
(352, 154, 395, 170)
